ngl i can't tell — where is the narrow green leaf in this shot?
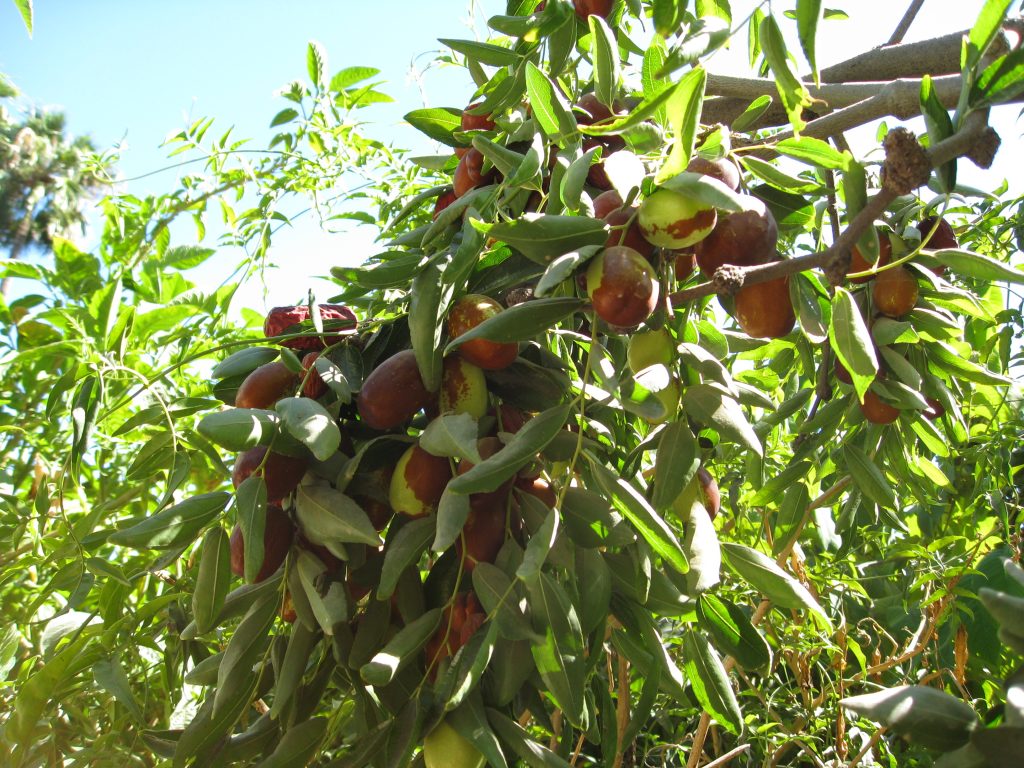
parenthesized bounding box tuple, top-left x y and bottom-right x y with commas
(966, 0, 1013, 69)
(14, 0, 33, 36)
(697, 594, 771, 671)
(682, 383, 762, 456)
(652, 420, 699, 511)
(474, 214, 607, 264)
(656, 67, 707, 184)
(295, 485, 383, 548)
(404, 107, 463, 147)
(841, 685, 978, 751)
(527, 573, 586, 726)
(760, 15, 811, 134)
(108, 493, 230, 550)
(796, 0, 823, 84)
(590, 15, 621, 111)
(920, 75, 956, 192)
(524, 61, 577, 145)
(843, 444, 896, 508)
(193, 526, 232, 635)
(440, 38, 520, 67)
(775, 137, 849, 171)
(829, 287, 877, 402)
(361, 608, 442, 686)
(682, 629, 743, 735)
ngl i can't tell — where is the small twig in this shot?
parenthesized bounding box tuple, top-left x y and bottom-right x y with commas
(886, 0, 927, 46)
(703, 743, 752, 768)
(846, 727, 886, 768)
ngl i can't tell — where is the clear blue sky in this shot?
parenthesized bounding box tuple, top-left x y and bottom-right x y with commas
(1, 1, 1019, 311)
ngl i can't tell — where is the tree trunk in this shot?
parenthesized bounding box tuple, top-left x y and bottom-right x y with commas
(1, 185, 43, 298)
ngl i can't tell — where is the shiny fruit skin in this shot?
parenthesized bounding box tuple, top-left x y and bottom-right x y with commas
(235, 361, 298, 409)
(860, 389, 900, 424)
(357, 349, 434, 430)
(586, 245, 660, 328)
(433, 188, 457, 220)
(848, 233, 892, 283)
(582, 136, 625, 190)
(694, 199, 777, 277)
(461, 102, 495, 133)
(872, 267, 919, 318)
(423, 723, 485, 768)
(834, 356, 852, 385)
(496, 403, 529, 434)
(645, 377, 680, 425)
(917, 216, 958, 250)
(440, 354, 489, 418)
(263, 304, 357, 350)
(575, 93, 614, 125)
(627, 329, 674, 373)
(734, 276, 796, 339)
(604, 206, 656, 259)
(232, 446, 308, 503)
(923, 397, 945, 421)
(230, 504, 294, 583)
(592, 189, 624, 219)
(389, 443, 453, 518)
(454, 148, 486, 198)
(638, 189, 717, 249)
(515, 476, 557, 508)
(687, 156, 741, 191)
(573, 0, 613, 19)
(447, 295, 519, 371)
(301, 352, 327, 399)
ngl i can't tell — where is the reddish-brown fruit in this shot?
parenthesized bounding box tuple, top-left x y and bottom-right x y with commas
(497, 403, 530, 434)
(586, 245, 660, 328)
(923, 397, 945, 421)
(263, 304, 357, 350)
(390, 443, 453, 518)
(516, 476, 557, 508)
(230, 504, 295, 583)
(674, 249, 696, 281)
(848, 233, 893, 283)
(604, 206, 657, 258)
(734, 276, 795, 339)
(433, 188, 458, 220)
(458, 491, 509, 572)
(454, 148, 487, 198)
(357, 349, 434, 430)
(860, 389, 900, 425)
(917, 216, 958, 250)
(232, 446, 308, 503)
(687, 156, 741, 192)
(834, 356, 852, 385)
(300, 352, 327, 399)
(593, 189, 624, 220)
(872, 267, 919, 318)
(358, 495, 394, 531)
(696, 468, 721, 520)
(461, 102, 496, 133)
(583, 136, 625, 190)
(425, 591, 486, 670)
(280, 592, 297, 623)
(573, 0, 613, 19)
(694, 200, 778, 277)
(453, 146, 469, 159)
(575, 92, 615, 125)
(447, 295, 519, 370)
(235, 361, 299, 409)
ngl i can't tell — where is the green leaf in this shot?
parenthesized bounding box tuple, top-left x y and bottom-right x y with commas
(109, 492, 229, 549)
(434, 486, 471, 553)
(306, 40, 327, 89)
(829, 287, 877, 402)
(732, 94, 773, 132)
(378, 516, 435, 600)
(589, 15, 621, 112)
(697, 594, 771, 671)
(329, 65, 380, 91)
(93, 658, 143, 722)
(446, 297, 582, 354)
(659, 171, 745, 212)
(971, 46, 1024, 107)
(527, 573, 586, 726)
(276, 397, 340, 461)
(420, 413, 482, 464)
(775, 137, 850, 171)
(214, 592, 277, 716)
(749, 460, 812, 506)
(759, 15, 811, 134)
(409, 259, 446, 393)
(920, 75, 956, 192)
(535, 247, 601, 298)
(448, 404, 571, 494)
(933, 248, 1024, 284)
(295, 485, 383, 548)
(795, 0, 823, 84)
(682, 628, 743, 735)
(474, 214, 607, 264)
(843, 444, 896, 508)
(473, 562, 537, 642)
(192, 526, 232, 635)
(517, 507, 559, 582)
(235, 477, 267, 584)
(487, 707, 572, 768)
(682, 383, 762, 456)
(656, 67, 706, 184)
(965, 0, 1013, 70)
(254, 717, 327, 768)
(696, 0, 731, 22)
(404, 107, 464, 147)
(197, 408, 282, 451)
(443, 622, 499, 712)
(361, 608, 442, 686)
(211, 347, 279, 380)
(441, 38, 521, 67)
(841, 685, 978, 751)
(14, 0, 32, 36)
(524, 61, 577, 145)
(721, 542, 833, 631)
(652, 420, 699, 511)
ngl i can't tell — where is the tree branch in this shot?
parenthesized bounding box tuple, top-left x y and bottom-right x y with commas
(886, 0, 927, 46)
(669, 118, 998, 307)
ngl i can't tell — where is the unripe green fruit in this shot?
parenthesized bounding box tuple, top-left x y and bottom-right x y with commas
(627, 329, 675, 374)
(638, 189, 717, 249)
(440, 355, 488, 418)
(644, 377, 681, 425)
(423, 721, 484, 768)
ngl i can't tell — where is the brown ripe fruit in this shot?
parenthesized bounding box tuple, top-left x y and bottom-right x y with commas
(582, 136, 626, 190)
(300, 352, 327, 399)
(573, 0, 613, 19)
(687, 156, 741, 192)
(575, 92, 615, 125)
(916, 216, 958, 250)
(461, 102, 495, 133)
(425, 591, 486, 670)
(860, 389, 900, 425)
(280, 592, 297, 623)
(458, 492, 508, 572)
(263, 304, 357, 350)
(389, 443, 453, 518)
(357, 349, 434, 430)
(834, 356, 852, 385)
(515, 476, 557, 508)
(229, 504, 295, 583)
(734, 276, 795, 339)
(593, 189, 624, 220)
(297, 535, 344, 574)
(696, 468, 721, 520)
(847, 233, 892, 284)
(674, 249, 696, 281)
(694, 198, 777, 277)
(235, 361, 299, 409)
(872, 267, 919, 318)
(604, 206, 656, 258)
(586, 245, 660, 328)
(923, 397, 945, 421)
(433, 188, 458, 220)
(454, 148, 487, 198)
(232, 446, 308, 503)
(447, 294, 519, 371)
(496, 403, 529, 434)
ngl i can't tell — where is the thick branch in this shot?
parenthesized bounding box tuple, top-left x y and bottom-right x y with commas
(669, 119, 998, 306)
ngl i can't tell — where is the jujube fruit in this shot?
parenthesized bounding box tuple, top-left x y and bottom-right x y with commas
(603, 205, 656, 259)
(232, 446, 308, 503)
(586, 245, 660, 328)
(923, 397, 945, 421)
(573, 0, 613, 19)
(300, 351, 327, 399)
(917, 216, 958, 250)
(440, 354, 489, 418)
(627, 328, 675, 373)
(694, 198, 777, 277)
(433, 187, 457, 219)
(593, 189, 624, 219)
(263, 304, 357, 350)
(687, 156, 741, 192)
(860, 389, 900, 425)
(454, 148, 487, 198)
(457, 492, 508, 572)
(638, 188, 717, 249)
(461, 102, 495, 133)
(235, 361, 298, 409)
(672, 467, 721, 520)
(422, 721, 485, 768)
(872, 266, 918, 318)
(674, 248, 696, 281)
(230, 504, 294, 583)
(447, 294, 519, 371)
(847, 232, 892, 284)
(515, 476, 557, 508)
(357, 349, 434, 430)
(734, 275, 795, 339)
(389, 443, 453, 518)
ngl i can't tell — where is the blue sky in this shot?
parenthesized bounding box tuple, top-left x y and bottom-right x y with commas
(2, 1, 1020, 312)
